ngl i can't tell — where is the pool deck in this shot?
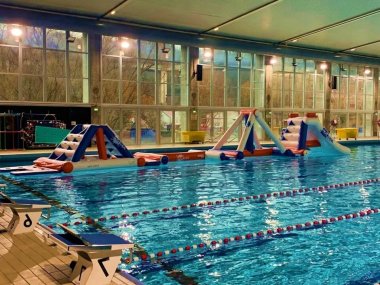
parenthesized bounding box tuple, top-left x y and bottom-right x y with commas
(0, 208, 136, 285)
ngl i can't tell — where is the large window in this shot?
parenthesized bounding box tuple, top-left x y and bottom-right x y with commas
(0, 23, 88, 103)
(198, 48, 265, 109)
(101, 37, 188, 106)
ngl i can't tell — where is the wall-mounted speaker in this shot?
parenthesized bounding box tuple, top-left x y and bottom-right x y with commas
(196, 64, 203, 81)
(331, 76, 338, 90)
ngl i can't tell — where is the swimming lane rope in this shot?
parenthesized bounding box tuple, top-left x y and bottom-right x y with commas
(120, 208, 379, 264)
(47, 178, 379, 228)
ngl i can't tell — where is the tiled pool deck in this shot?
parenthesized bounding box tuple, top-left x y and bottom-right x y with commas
(0, 208, 135, 285)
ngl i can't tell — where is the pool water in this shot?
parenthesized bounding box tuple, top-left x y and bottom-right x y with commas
(1, 145, 379, 285)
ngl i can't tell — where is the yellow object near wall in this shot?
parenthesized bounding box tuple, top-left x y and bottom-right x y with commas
(336, 128, 358, 140)
(181, 131, 206, 143)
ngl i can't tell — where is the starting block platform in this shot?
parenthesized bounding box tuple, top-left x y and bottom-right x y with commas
(49, 224, 133, 285)
(0, 190, 51, 235)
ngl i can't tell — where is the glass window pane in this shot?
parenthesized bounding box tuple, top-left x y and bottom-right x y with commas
(120, 109, 137, 145)
(22, 26, 43, 48)
(212, 67, 224, 106)
(140, 83, 155, 105)
(140, 109, 157, 144)
(102, 36, 121, 56)
(122, 57, 137, 82)
(22, 48, 43, 75)
(158, 43, 173, 61)
(69, 32, 87, 52)
(122, 80, 137, 104)
(102, 56, 119, 80)
(241, 53, 252, 68)
(69, 52, 87, 78)
(160, 111, 173, 144)
(227, 51, 239, 68)
(0, 46, 18, 73)
(46, 29, 66, 50)
(174, 45, 183, 62)
(46, 77, 66, 102)
(141, 59, 155, 82)
(102, 80, 119, 103)
(47, 50, 65, 77)
(103, 108, 121, 136)
(22, 76, 43, 101)
(213, 49, 225, 66)
(69, 78, 87, 103)
(0, 24, 20, 45)
(175, 111, 187, 143)
(140, 40, 155, 59)
(0, 74, 18, 100)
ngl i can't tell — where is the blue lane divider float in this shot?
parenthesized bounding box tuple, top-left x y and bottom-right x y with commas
(121, 208, 379, 264)
(46, 178, 379, 229)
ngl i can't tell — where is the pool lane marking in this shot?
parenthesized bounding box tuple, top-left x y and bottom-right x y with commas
(119, 208, 379, 264)
(0, 175, 199, 285)
(46, 177, 380, 228)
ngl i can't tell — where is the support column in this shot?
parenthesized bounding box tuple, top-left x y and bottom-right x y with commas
(324, 63, 332, 131)
(189, 47, 199, 131)
(88, 34, 102, 124)
(373, 68, 379, 137)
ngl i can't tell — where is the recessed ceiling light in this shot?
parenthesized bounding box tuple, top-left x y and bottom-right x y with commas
(350, 48, 356, 51)
(110, 10, 116, 15)
(292, 39, 298, 43)
(213, 27, 219, 31)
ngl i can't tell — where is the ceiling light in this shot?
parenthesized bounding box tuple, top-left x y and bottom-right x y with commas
(291, 39, 298, 43)
(121, 41, 130, 49)
(213, 27, 219, 31)
(110, 10, 116, 15)
(350, 48, 356, 51)
(364, 68, 371, 75)
(77, 44, 82, 50)
(11, 27, 22, 37)
(320, 62, 328, 70)
(204, 48, 212, 59)
(269, 57, 277, 65)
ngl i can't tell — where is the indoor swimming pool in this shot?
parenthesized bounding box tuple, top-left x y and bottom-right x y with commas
(0, 145, 379, 285)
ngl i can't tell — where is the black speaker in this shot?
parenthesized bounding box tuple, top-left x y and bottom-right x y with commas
(331, 76, 338, 90)
(196, 64, 203, 81)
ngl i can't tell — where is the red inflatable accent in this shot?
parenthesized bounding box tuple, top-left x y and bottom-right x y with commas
(95, 128, 108, 160)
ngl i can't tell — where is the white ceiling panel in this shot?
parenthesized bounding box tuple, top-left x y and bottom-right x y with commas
(108, 0, 274, 32)
(0, 0, 122, 16)
(294, 13, 380, 51)
(213, 0, 380, 42)
(347, 42, 380, 57)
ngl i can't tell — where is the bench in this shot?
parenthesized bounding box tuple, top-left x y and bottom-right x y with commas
(49, 224, 133, 285)
(0, 190, 51, 235)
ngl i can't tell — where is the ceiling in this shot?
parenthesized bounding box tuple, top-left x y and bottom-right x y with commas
(1, 0, 380, 59)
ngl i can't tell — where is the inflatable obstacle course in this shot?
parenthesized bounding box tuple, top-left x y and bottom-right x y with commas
(208, 109, 286, 159)
(281, 113, 350, 156)
(0, 124, 169, 175)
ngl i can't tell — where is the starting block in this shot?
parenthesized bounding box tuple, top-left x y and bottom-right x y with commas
(49, 224, 134, 285)
(0, 191, 51, 235)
